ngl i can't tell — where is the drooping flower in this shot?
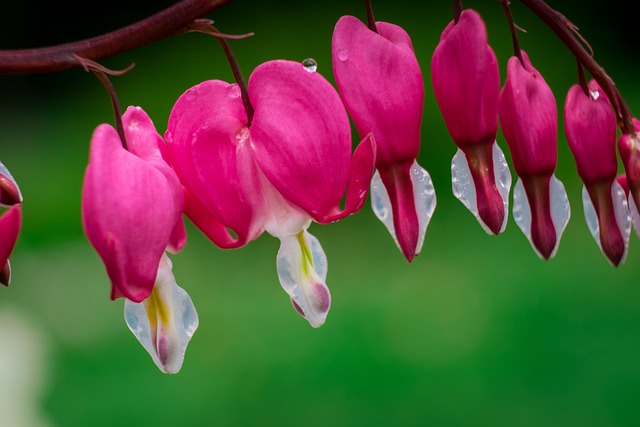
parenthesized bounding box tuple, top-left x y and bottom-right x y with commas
(332, 15, 436, 262)
(565, 80, 630, 266)
(431, 9, 511, 235)
(0, 161, 22, 286)
(618, 118, 640, 240)
(616, 173, 639, 238)
(82, 106, 197, 373)
(167, 59, 376, 328)
(499, 51, 570, 259)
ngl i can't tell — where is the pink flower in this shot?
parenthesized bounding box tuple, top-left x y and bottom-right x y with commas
(565, 80, 630, 266)
(82, 106, 197, 373)
(0, 161, 22, 286)
(499, 51, 570, 259)
(332, 15, 436, 262)
(618, 118, 640, 239)
(82, 106, 186, 302)
(431, 9, 511, 235)
(167, 60, 376, 328)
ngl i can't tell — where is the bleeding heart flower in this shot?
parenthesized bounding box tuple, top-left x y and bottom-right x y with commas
(332, 15, 436, 262)
(499, 51, 570, 260)
(431, 9, 511, 235)
(82, 106, 197, 373)
(0, 161, 22, 286)
(167, 60, 376, 328)
(565, 80, 630, 266)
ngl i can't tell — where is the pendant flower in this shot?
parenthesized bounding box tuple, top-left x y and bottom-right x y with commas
(565, 80, 630, 266)
(0, 161, 22, 286)
(332, 15, 436, 262)
(431, 9, 511, 235)
(81, 106, 197, 373)
(499, 51, 570, 259)
(166, 60, 376, 328)
(618, 118, 640, 240)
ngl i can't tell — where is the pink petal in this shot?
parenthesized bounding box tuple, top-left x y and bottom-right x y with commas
(499, 51, 558, 178)
(248, 60, 362, 220)
(167, 216, 187, 254)
(0, 204, 21, 286)
(332, 16, 423, 167)
(431, 9, 500, 148)
(564, 81, 618, 184)
(82, 124, 183, 302)
(166, 81, 265, 248)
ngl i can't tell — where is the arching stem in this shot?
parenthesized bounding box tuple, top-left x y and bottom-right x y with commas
(365, 0, 378, 33)
(500, 0, 525, 67)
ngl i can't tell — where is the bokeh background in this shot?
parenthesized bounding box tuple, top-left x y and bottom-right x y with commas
(2, 1, 640, 426)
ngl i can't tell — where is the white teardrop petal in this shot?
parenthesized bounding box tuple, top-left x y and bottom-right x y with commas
(512, 175, 571, 259)
(371, 160, 436, 256)
(276, 231, 330, 328)
(124, 253, 199, 374)
(451, 142, 511, 234)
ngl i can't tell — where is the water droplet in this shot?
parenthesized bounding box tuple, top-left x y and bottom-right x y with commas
(184, 89, 196, 101)
(590, 90, 600, 100)
(337, 48, 349, 61)
(227, 84, 241, 98)
(236, 127, 250, 143)
(301, 58, 317, 73)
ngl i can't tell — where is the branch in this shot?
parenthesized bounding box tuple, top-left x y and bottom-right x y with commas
(0, 0, 235, 74)
(518, 0, 635, 134)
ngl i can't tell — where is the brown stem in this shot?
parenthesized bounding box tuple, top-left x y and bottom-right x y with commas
(209, 25, 254, 126)
(0, 0, 235, 74)
(365, 0, 378, 33)
(500, 0, 524, 66)
(454, 0, 463, 24)
(518, 0, 635, 134)
(576, 59, 589, 96)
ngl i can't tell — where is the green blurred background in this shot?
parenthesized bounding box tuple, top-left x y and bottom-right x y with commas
(2, 1, 640, 426)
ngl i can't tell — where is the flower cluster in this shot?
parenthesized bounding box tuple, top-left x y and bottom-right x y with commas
(5, 4, 639, 374)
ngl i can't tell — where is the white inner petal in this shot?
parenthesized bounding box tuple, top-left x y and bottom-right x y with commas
(451, 142, 511, 234)
(124, 253, 199, 374)
(582, 182, 631, 266)
(370, 160, 436, 256)
(512, 175, 570, 259)
(276, 230, 330, 328)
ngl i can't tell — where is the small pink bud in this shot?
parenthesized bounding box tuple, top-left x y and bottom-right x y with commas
(0, 204, 21, 286)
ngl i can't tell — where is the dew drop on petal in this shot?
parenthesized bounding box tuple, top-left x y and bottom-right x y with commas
(549, 174, 571, 255)
(612, 180, 632, 264)
(590, 90, 600, 101)
(411, 160, 436, 255)
(512, 178, 531, 243)
(337, 48, 349, 61)
(184, 88, 197, 101)
(227, 84, 241, 98)
(301, 58, 318, 73)
(371, 169, 399, 249)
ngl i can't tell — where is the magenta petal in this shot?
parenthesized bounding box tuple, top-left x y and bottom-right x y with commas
(315, 133, 376, 223)
(332, 16, 423, 167)
(0, 205, 21, 286)
(564, 81, 618, 184)
(249, 60, 355, 219)
(82, 124, 182, 302)
(167, 216, 187, 254)
(166, 81, 265, 247)
(499, 52, 558, 178)
(431, 9, 500, 147)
